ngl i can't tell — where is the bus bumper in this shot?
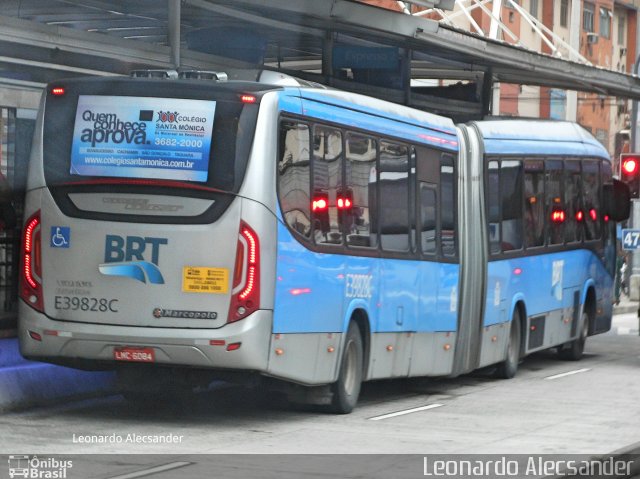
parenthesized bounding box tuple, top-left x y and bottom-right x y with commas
(18, 304, 272, 372)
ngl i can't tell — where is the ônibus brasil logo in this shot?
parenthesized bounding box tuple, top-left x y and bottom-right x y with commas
(157, 111, 179, 123)
(8, 455, 73, 478)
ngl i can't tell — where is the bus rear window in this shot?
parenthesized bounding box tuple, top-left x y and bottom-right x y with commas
(42, 78, 262, 195)
(70, 95, 216, 183)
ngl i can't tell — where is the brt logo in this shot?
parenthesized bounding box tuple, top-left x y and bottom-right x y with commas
(104, 235, 167, 264)
(99, 235, 168, 284)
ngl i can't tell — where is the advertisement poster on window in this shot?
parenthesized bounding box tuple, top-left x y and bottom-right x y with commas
(70, 95, 216, 183)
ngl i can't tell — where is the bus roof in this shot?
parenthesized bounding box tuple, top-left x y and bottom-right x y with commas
(475, 119, 610, 159)
(296, 88, 457, 138)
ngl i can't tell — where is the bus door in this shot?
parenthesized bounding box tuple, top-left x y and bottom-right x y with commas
(415, 146, 459, 376)
(484, 160, 509, 329)
(375, 141, 417, 377)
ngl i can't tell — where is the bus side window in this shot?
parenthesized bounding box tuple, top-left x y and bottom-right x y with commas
(545, 159, 564, 245)
(419, 183, 437, 255)
(378, 141, 410, 252)
(524, 160, 545, 248)
(582, 160, 601, 241)
(313, 126, 343, 245)
(564, 160, 582, 243)
(345, 133, 377, 248)
(500, 160, 523, 251)
(487, 160, 501, 254)
(441, 154, 456, 257)
(278, 121, 311, 240)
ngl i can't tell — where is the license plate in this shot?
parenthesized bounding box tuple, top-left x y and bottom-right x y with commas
(113, 347, 155, 363)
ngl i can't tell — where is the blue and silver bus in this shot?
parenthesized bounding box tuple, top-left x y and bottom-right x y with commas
(18, 71, 629, 413)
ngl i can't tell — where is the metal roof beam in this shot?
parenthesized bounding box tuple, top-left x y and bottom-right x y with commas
(190, 0, 439, 39)
(207, 0, 640, 99)
(0, 14, 249, 72)
(185, 0, 325, 37)
(424, 26, 640, 98)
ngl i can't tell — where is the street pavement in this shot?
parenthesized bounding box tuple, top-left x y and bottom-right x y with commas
(0, 309, 638, 479)
(0, 313, 637, 458)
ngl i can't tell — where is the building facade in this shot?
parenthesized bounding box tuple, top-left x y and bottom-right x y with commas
(362, 0, 640, 160)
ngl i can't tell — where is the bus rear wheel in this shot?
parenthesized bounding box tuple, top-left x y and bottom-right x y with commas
(495, 311, 522, 379)
(558, 310, 589, 361)
(329, 322, 364, 414)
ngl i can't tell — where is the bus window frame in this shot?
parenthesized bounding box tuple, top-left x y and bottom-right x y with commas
(485, 154, 608, 260)
(276, 114, 459, 264)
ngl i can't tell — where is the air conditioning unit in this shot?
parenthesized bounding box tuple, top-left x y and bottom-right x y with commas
(587, 32, 599, 44)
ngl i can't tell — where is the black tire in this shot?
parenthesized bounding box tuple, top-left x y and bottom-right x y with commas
(558, 310, 589, 361)
(495, 310, 522, 379)
(329, 322, 364, 414)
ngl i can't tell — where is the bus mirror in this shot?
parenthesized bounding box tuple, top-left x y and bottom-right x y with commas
(604, 180, 630, 222)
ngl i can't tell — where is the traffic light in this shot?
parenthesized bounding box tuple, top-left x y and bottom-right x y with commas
(620, 153, 640, 198)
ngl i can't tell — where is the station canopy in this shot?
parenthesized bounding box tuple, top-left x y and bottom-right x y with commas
(3, 0, 640, 121)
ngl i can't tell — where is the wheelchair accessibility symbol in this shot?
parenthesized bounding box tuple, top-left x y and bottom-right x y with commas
(50, 226, 70, 248)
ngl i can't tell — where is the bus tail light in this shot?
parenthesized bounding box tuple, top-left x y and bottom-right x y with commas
(20, 211, 44, 313)
(228, 221, 260, 322)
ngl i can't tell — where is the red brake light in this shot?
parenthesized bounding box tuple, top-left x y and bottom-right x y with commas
(576, 210, 584, 222)
(51, 87, 65, 96)
(20, 211, 44, 312)
(240, 94, 256, 104)
(239, 226, 258, 301)
(232, 238, 245, 290)
(23, 217, 39, 289)
(228, 221, 260, 322)
(589, 208, 598, 221)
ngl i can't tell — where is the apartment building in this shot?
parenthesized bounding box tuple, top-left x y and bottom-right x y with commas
(362, 0, 640, 158)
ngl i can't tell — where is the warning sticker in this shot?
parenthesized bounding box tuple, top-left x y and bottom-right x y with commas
(182, 267, 229, 294)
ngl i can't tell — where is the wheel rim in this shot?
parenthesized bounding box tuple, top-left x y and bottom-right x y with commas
(343, 339, 357, 395)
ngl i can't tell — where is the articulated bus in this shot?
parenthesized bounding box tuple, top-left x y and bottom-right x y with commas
(18, 71, 629, 413)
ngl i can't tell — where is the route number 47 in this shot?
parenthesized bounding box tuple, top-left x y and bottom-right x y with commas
(622, 229, 640, 250)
